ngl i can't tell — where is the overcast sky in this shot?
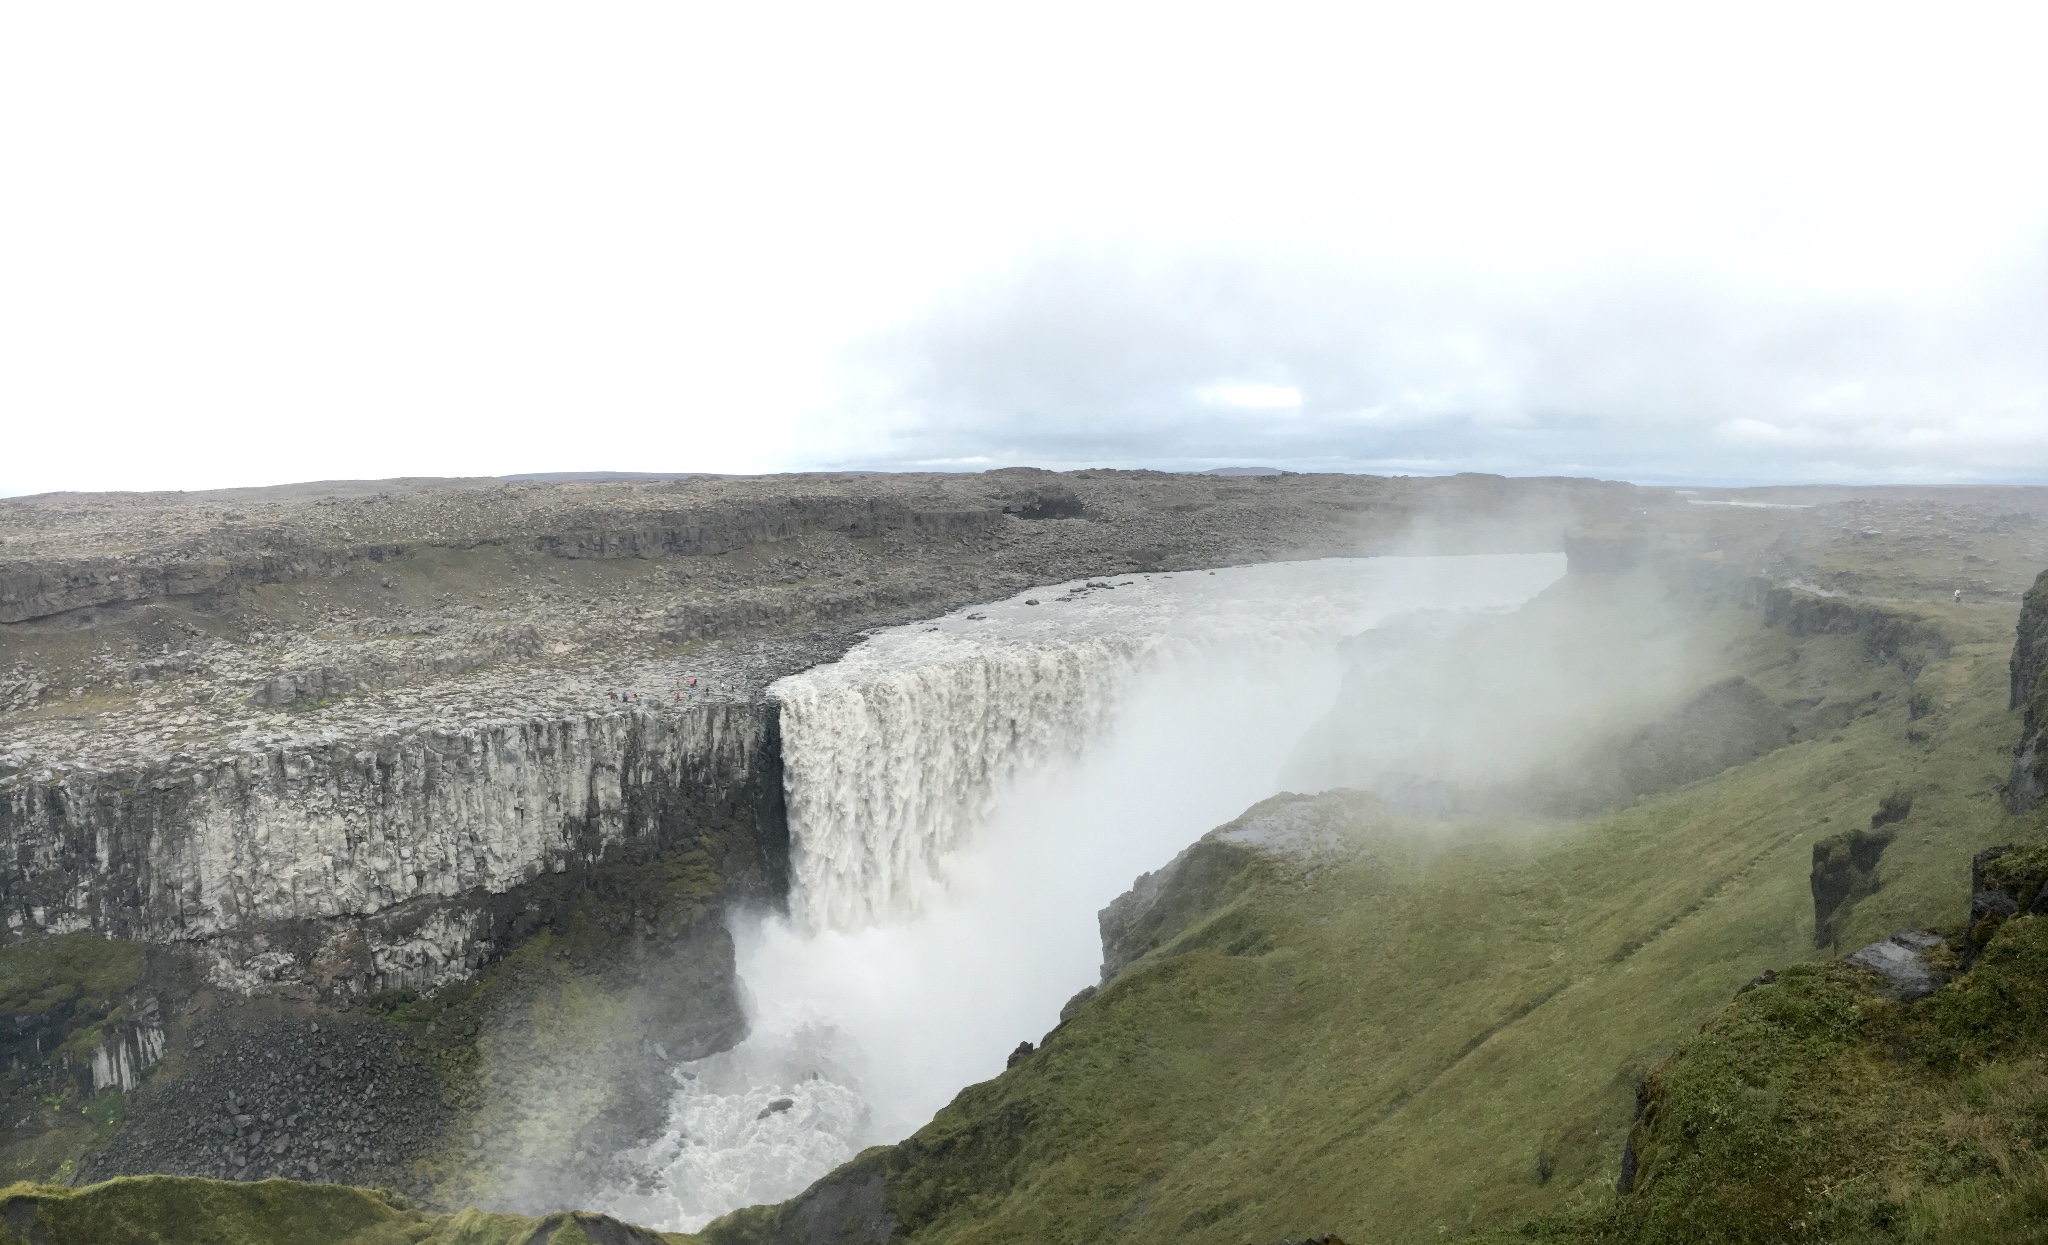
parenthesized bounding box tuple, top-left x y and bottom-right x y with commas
(3, 3, 2044, 495)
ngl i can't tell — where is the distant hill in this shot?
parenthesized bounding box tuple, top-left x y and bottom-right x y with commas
(499, 471, 728, 482)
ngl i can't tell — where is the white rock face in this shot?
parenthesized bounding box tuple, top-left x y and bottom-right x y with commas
(1, 703, 781, 993)
(91, 1024, 166, 1093)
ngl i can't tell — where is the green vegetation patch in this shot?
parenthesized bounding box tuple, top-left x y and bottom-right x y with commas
(0, 1175, 684, 1245)
(0, 932, 145, 1049)
(0, 933, 148, 1184)
(1504, 915, 2048, 1245)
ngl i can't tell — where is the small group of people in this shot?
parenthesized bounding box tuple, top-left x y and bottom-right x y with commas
(611, 677, 701, 704)
(675, 676, 698, 702)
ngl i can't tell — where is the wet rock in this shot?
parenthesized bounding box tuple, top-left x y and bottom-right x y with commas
(1845, 930, 1946, 1000)
(1811, 793, 1910, 947)
(756, 1098, 795, 1120)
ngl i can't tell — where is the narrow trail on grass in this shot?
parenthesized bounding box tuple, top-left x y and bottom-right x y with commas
(593, 554, 1566, 1231)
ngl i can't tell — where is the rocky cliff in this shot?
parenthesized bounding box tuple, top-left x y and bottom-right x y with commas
(2008, 568, 2048, 812)
(1, 701, 783, 997)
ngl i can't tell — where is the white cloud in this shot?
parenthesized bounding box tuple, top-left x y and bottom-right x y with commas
(1199, 384, 1303, 411)
(2, 2, 2045, 492)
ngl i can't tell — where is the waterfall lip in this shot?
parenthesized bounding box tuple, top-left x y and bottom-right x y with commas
(771, 554, 1556, 693)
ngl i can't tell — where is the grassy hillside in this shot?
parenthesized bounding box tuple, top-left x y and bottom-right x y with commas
(0, 1176, 681, 1245)
(702, 576, 2032, 1244)
(1496, 894, 2048, 1243)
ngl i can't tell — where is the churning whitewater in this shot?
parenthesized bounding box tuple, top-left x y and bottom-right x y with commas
(596, 553, 1564, 1231)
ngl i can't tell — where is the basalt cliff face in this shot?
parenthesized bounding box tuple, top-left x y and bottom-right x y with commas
(1, 701, 783, 996)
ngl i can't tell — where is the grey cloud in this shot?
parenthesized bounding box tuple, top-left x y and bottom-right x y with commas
(834, 248, 2048, 485)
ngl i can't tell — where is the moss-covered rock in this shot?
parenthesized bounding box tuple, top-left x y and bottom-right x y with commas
(1809, 793, 1913, 948)
(2006, 568, 2048, 812)
(1498, 911, 2048, 1243)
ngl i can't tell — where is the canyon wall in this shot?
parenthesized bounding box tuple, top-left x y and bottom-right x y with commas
(0, 703, 785, 996)
(2010, 567, 2048, 813)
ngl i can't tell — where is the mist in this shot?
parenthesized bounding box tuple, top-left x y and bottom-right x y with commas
(845, 246, 2048, 484)
(585, 554, 1564, 1229)
(1281, 554, 1811, 835)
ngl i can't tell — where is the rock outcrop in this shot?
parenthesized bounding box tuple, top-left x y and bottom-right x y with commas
(1842, 929, 1945, 1000)
(1965, 842, 2048, 965)
(2008, 567, 2048, 812)
(1808, 791, 1910, 947)
(1763, 584, 1953, 675)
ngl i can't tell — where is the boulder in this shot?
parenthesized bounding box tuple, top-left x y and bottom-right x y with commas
(1845, 930, 1946, 1000)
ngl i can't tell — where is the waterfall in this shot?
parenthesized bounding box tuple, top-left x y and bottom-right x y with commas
(772, 555, 1564, 931)
(773, 633, 1148, 930)
(598, 553, 1566, 1231)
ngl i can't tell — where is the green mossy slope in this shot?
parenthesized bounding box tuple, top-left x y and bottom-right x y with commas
(703, 592, 2023, 1245)
(0, 932, 150, 1183)
(0, 1176, 684, 1245)
(1499, 912, 2048, 1244)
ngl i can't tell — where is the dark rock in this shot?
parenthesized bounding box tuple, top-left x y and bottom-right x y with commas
(1811, 796, 1911, 946)
(766, 1170, 899, 1245)
(999, 486, 1084, 521)
(1763, 585, 1953, 676)
(1965, 844, 2048, 963)
(1735, 968, 1778, 997)
(2009, 568, 2048, 812)
(756, 1098, 794, 1120)
(1098, 848, 1195, 981)
(1006, 1041, 1034, 1069)
(527, 1211, 673, 1245)
(1845, 930, 1947, 1000)
(1058, 985, 1097, 1024)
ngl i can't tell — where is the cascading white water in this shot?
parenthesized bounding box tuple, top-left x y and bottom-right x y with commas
(596, 554, 1565, 1231)
(773, 634, 1140, 930)
(776, 556, 1568, 933)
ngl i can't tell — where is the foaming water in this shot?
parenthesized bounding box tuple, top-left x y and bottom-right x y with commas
(601, 1024, 872, 1227)
(775, 555, 1565, 932)
(596, 554, 1563, 1231)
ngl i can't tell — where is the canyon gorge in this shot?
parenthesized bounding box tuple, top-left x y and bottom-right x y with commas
(6, 470, 2048, 1244)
